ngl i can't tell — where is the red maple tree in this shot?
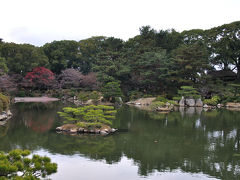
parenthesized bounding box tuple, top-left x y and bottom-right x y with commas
(25, 67, 55, 89)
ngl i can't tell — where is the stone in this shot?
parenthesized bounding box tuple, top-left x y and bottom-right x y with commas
(156, 107, 172, 112)
(166, 102, 170, 107)
(94, 129, 100, 134)
(56, 127, 63, 131)
(203, 104, 209, 108)
(195, 98, 203, 107)
(179, 96, 185, 107)
(116, 97, 123, 104)
(0, 114, 7, 121)
(185, 98, 195, 107)
(69, 129, 78, 133)
(100, 130, 108, 135)
(78, 128, 84, 132)
(7, 110, 12, 116)
(103, 128, 109, 133)
(111, 128, 117, 133)
(90, 129, 95, 133)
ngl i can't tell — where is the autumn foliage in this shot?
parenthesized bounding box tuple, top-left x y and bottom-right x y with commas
(25, 67, 55, 89)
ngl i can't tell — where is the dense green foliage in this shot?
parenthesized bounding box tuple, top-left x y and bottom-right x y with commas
(58, 105, 116, 128)
(178, 86, 201, 99)
(0, 21, 240, 100)
(78, 91, 101, 104)
(203, 95, 220, 106)
(0, 149, 57, 179)
(101, 81, 122, 102)
(0, 93, 10, 113)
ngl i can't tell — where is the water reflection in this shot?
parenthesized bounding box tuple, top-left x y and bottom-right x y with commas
(1, 103, 240, 179)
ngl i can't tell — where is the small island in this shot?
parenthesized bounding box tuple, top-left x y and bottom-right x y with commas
(56, 105, 117, 135)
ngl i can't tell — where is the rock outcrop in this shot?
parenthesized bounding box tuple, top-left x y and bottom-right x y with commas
(56, 124, 117, 136)
(0, 110, 12, 121)
(185, 98, 195, 107)
(179, 96, 185, 107)
(179, 97, 203, 107)
(195, 98, 203, 107)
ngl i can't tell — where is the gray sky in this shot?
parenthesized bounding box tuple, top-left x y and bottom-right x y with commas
(1, 0, 239, 46)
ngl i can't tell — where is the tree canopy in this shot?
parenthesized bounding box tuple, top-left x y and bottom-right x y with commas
(0, 149, 57, 179)
(0, 21, 239, 99)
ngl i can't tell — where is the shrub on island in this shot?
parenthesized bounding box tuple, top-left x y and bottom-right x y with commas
(57, 105, 117, 135)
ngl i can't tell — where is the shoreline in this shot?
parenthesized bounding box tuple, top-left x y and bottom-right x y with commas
(14, 97, 60, 103)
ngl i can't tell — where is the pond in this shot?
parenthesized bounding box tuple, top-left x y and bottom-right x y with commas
(1, 102, 240, 180)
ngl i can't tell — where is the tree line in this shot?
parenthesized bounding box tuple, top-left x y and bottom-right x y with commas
(0, 21, 239, 100)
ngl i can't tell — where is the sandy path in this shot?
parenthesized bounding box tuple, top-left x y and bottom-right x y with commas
(14, 97, 59, 103)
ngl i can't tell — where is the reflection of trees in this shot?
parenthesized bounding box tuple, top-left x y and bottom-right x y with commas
(10, 102, 63, 133)
(0, 121, 9, 138)
(1, 104, 240, 179)
(115, 107, 240, 179)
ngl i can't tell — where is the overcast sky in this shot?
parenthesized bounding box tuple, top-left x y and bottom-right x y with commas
(1, 0, 239, 46)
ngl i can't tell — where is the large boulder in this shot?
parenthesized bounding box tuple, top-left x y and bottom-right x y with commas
(185, 98, 195, 107)
(195, 98, 203, 107)
(179, 96, 185, 107)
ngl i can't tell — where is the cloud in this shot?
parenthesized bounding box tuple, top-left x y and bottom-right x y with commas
(0, 0, 239, 46)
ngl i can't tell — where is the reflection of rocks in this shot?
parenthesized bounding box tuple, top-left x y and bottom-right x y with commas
(178, 107, 203, 116)
(179, 97, 203, 107)
(196, 107, 203, 115)
(186, 107, 195, 115)
(179, 107, 185, 117)
(56, 124, 117, 136)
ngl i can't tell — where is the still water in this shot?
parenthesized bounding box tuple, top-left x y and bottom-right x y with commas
(1, 102, 240, 180)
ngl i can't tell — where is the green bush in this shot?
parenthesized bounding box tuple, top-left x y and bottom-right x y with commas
(203, 95, 220, 106)
(154, 96, 167, 102)
(0, 93, 10, 113)
(78, 91, 90, 102)
(129, 91, 143, 100)
(101, 81, 123, 102)
(89, 91, 101, 103)
(143, 94, 154, 98)
(167, 100, 178, 105)
(150, 101, 166, 110)
(58, 105, 116, 129)
(178, 86, 201, 99)
(173, 96, 181, 101)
